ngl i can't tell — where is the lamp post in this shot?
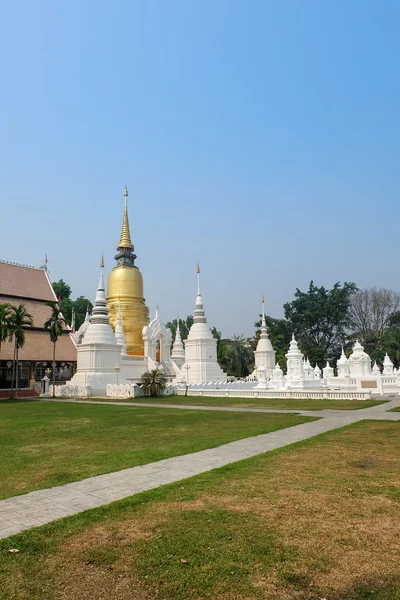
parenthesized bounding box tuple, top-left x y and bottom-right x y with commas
(114, 365, 121, 386)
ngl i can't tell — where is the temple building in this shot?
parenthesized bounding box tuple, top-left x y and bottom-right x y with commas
(253, 295, 276, 378)
(0, 260, 77, 393)
(56, 187, 227, 396)
(107, 185, 149, 355)
(178, 265, 227, 384)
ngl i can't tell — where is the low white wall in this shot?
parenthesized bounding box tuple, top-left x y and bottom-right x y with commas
(176, 388, 372, 400)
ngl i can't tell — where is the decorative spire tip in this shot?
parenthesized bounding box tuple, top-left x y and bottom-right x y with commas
(100, 253, 104, 268)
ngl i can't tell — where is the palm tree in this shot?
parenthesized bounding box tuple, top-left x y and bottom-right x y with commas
(8, 304, 33, 398)
(44, 302, 66, 398)
(0, 302, 11, 354)
(140, 368, 167, 397)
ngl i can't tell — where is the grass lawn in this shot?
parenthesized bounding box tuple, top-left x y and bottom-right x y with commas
(0, 420, 399, 600)
(0, 399, 313, 500)
(389, 406, 400, 412)
(124, 394, 386, 411)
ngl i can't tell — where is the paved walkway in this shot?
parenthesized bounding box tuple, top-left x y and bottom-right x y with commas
(0, 398, 399, 540)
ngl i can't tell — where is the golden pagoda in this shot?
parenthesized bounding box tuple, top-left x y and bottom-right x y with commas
(106, 186, 149, 355)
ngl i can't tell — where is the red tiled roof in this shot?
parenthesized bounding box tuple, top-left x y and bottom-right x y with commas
(0, 261, 76, 363)
(0, 262, 57, 301)
(0, 296, 56, 330)
(0, 330, 77, 362)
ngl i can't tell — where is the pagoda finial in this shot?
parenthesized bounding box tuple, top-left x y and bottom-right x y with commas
(100, 252, 104, 268)
(197, 263, 201, 296)
(118, 185, 134, 250)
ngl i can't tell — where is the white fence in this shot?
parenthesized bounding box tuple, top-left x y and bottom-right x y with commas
(176, 387, 372, 400)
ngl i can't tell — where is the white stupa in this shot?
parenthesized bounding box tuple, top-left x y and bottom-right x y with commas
(337, 346, 350, 377)
(382, 353, 394, 375)
(67, 257, 124, 395)
(171, 316, 186, 369)
(179, 264, 227, 384)
(285, 334, 305, 388)
(254, 295, 276, 378)
(348, 340, 372, 377)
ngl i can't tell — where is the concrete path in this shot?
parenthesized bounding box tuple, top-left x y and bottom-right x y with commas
(0, 398, 399, 540)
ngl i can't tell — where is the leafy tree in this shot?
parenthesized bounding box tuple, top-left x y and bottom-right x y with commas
(74, 296, 93, 329)
(8, 304, 33, 398)
(44, 302, 66, 398)
(210, 326, 228, 365)
(348, 287, 400, 360)
(166, 316, 194, 343)
(0, 302, 11, 354)
(254, 316, 292, 370)
(52, 280, 92, 331)
(376, 311, 400, 368)
(59, 297, 73, 326)
(283, 281, 358, 366)
(52, 280, 71, 300)
(221, 335, 254, 378)
(140, 368, 167, 396)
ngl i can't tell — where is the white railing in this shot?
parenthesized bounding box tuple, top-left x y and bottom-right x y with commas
(176, 387, 372, 400)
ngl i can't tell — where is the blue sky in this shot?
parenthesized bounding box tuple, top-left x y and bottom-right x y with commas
(1, 0, 399, 336)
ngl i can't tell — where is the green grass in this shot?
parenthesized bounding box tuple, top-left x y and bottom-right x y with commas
(389, 406, 400, 412)
(123, 393, 386, 411)
(0, 399, 313, 500)
(0, 420, 398, 600)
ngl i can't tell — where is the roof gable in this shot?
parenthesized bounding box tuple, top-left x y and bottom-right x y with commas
(0, 261, 56, 302)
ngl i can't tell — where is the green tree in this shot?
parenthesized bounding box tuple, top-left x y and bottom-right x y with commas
(283, 281, 358, 366)
(254, 316, 292, 370)
(52, 279, 71, 300)
(379, 311, 400, 368)
(0, 302, 11, 354)
(74, 296, 93, 329)
(59, 297, 73, 326)
(8, 304, 33, 398)
(44, 302, 66, 398)
(222, 335, 254, 378)
(140, 368, 167, 397)
(166, 316, 194, 343)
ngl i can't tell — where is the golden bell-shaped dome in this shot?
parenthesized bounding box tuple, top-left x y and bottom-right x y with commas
(106, 186, 149, 356)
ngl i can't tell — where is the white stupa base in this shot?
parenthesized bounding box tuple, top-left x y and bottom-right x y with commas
(179, 360, 227, 385)
(68, 371, 128, 396)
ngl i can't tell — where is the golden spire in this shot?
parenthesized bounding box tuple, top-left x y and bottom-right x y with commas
(118, 185, 134, 250)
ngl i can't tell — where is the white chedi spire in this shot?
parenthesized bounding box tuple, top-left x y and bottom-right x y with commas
(83, 258, 121, 346)
(337, 346, 350, 377)
(187, 263, 213, 340)
(180, 264, 227, 383)
(289, 333, 299, 352)
(254, 294, 276, 377)
(256, 294, 273, 351)
(372, 361, 381, 376)
(313, 364, 322, 379)
(382, 353, 394, 375)
(322, 360, 334, 380)
(115, 299, 127, 355)
(171, 315, 185, 367)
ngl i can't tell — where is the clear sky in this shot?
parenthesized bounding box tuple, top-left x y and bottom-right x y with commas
(1, 0, 399, 337)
